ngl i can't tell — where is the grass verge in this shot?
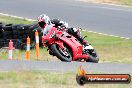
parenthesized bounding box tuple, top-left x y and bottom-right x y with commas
(0, 15, 33, 24)
(0, 14, 132, 63)
(83, 0, 132, 6)
(0, 71, 131, 88)
(83, 31, 132, 63)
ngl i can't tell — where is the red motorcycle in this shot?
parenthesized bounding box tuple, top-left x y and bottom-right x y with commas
(42, 25, 99, 62)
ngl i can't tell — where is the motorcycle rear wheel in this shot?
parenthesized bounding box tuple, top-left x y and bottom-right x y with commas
(86, 49, 99, 63)
(51, 44, 72, 62)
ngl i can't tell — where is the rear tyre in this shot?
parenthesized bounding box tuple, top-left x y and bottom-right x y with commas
(51, 44, 72, 62)
(86, 49, 99, 63)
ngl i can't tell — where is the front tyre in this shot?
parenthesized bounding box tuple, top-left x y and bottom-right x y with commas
(51, 44, 72, 62)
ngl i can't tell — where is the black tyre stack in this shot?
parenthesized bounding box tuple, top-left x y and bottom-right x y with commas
(2, 24, 13, 39)
(0, 23, 3, 39)
(0, 23, 13, 48)
(0, 22, 4, 48)
(0, 22, 42, 50)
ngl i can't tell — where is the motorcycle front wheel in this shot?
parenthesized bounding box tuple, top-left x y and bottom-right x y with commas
(51, 44, 72, 62)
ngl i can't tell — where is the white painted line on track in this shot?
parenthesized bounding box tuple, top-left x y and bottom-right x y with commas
(0, 12, 131, 40)
(86, 30, 131, 40)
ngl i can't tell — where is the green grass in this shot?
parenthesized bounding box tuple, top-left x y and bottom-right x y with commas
(120, 0, 132, 6)
(0, 47, 58, 61)
(82, 31, 132, 63)
(85, 0, 132, 6)
(0, 14, 132, 63)
(0, 15, 34, 24)
(0, 71, 131, 88)
(108, 0, 132, 6)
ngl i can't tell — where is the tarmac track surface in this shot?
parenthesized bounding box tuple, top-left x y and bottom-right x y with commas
(0, 60, 132, 73)
(0, 0, 132, 38)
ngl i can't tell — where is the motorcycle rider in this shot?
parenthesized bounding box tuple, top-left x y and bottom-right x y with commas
(37, 14, 92, 50)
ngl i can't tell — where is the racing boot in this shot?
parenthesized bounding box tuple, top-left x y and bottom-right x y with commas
(81, 38, 94, 51)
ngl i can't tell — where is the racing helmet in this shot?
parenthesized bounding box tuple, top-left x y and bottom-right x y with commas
(37, 14, 50, 28)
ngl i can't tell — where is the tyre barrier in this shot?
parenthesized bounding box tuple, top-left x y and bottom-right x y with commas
(0, 22, 42, 50)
